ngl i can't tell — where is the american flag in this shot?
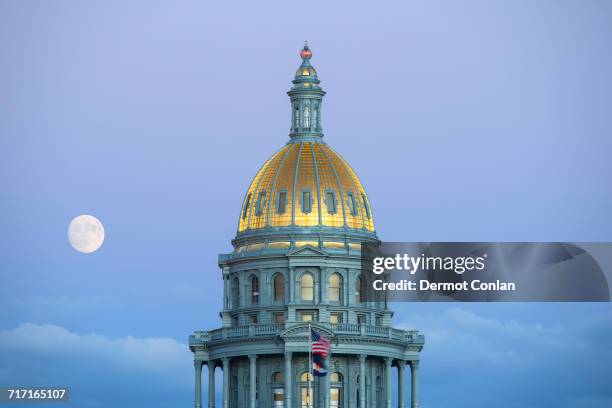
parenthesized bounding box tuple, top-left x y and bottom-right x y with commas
(311, 328, 331, 357)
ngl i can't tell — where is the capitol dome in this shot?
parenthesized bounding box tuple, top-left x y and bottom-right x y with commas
(190, 44, 424, 408)
(235, 43, 376, 243)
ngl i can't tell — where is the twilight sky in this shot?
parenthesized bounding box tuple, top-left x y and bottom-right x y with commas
(1, 1, 611, 407)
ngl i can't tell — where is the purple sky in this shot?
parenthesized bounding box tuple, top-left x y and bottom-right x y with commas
(1, 1, 611, 407)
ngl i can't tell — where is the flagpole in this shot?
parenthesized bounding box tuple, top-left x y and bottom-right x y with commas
(308, 321, 312, 408)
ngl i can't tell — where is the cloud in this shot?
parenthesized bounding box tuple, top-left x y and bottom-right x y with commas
(0, 323, 192, 407)
(395, 307, 612, 408)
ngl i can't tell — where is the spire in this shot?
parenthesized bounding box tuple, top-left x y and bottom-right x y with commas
(288, 42, 326, 140)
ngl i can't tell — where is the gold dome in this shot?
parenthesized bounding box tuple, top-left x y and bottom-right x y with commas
(238, 141, 375, 233)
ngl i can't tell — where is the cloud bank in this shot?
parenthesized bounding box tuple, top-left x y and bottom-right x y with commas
(0, 323, 192, 407)
(396, 307, 612, 408)
(1, 306, 611, 408)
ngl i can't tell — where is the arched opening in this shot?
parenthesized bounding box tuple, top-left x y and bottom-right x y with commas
(300, 372, 315, 408)
(356, 375, 367, 408)
(251, 275, 259, 305)
(328, 273, 342, 303)
(273, 274, 285, 302)
(376, 375, 383, 408)
(230, 375, 238, 407)
(330, 372, 343, 408)
(231, 277, 240, 309)
(356, 274, 365, 303)
(304, 105, 310, 128)
(272, 372, 284, 407)
(301, 273, 314, 301)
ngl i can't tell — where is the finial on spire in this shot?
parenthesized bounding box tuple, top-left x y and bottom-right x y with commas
(300, 41, 312, 60)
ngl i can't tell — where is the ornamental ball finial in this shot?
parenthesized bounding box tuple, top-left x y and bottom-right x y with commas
(300, 41, 312, 60)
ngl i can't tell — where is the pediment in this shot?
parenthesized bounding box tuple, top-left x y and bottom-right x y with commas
(280, 323, 336, 339)
(288, 246, 328, 257)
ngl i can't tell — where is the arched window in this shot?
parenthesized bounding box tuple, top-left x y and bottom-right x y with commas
(231, 375, 238, 407)
(272, 372, 285, 407)
(251, 276, 259, 305)
(273, 274, 285, 302)
(300, 372, 314, 408)
(356, 375, 367, 408)
(231, 277, 240, 309)
(300, 372, 313, 382)
(356, 275, 364, 303)
(330, 372, 343, 408)
(304, 106, 310, 128)
(301, 273, 314, 301)
(295, 106, 300, 128)
(330, 372, 342, 382)
(328, 273, 342, 303)
(376, 376, 383, 408)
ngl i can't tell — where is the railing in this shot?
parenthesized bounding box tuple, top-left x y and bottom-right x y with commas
(189, 323, 422, 345)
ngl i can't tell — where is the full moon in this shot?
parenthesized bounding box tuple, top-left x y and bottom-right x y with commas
(68, 215, 105, 253)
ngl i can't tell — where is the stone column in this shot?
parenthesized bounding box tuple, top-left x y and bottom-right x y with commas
(410, 361, 419, 408)
(359, 354, 366, 408)
(208, 361, 216, 408)
(397, 361, 406, 408)
(223, 275, 228, 309)
(249, 355, 257, 408)
(370, 362, 376, 408)
(222, 358, 230, 408)
(195, 360, 203, 408)
(384, 358, 392, 408)
(284, 352, 292, 408)
(324, 354, 331, 408)
(289, 267, 295, 303)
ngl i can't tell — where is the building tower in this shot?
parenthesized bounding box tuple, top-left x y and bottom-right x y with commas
(190, 43, 424, 408)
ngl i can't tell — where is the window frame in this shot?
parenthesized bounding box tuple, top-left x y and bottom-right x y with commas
(330, 312, 343, 324)
(255, 191, 266, 216)
(273, 273, 286, 302)
(301, 189, 312, 214)
(347, 191, 358, 216)
(361, 193, 371, 219)
(328, 272, 342, 303)
(276, 190, 288, 214)
(357, 313, 367, 325)
(300, 272, 314, 301)
(325, 190, 337, 214)
(273, 312, 285, 324)
(251, 275, 259, 305)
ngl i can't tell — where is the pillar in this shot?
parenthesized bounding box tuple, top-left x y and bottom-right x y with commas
(222, 358, 230, 408)
(410, 361, 419, 408)
(195, 360, 203, 408)
(384, 358, 392, 408)
(249, 355, 257, 408)
(324, 354, 331, 408)
(289, 267, 295, 303)
(370, 361, 377, 408)
(223, 276, 228, 309)
(284, 352, 292, 408)
(359, 354, 366, 408)
(397, 361, 406, 408)
(208, 361, 216, 408)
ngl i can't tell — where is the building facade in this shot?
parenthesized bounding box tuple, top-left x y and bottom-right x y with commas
(189, 44, 424, 408)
